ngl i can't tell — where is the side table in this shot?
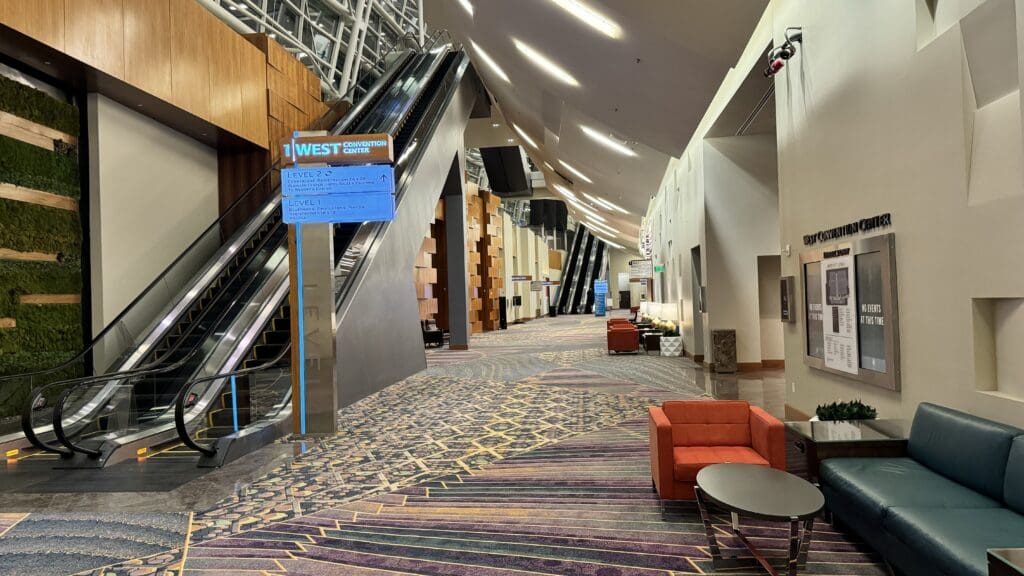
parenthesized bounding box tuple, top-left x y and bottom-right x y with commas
(784, 419, 910, 482)
(643, 333, 661, 354)
(989, 549, 1024, 576)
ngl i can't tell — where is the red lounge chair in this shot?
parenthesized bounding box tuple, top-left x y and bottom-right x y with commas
(648, 400, 785, 500)
(607, 324, 639, 354)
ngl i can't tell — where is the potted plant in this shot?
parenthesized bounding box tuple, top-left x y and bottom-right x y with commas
(660, 321, 683, 357)
(813, 400, 878, 421)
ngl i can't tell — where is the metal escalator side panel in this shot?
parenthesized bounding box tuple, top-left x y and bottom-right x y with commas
(333, 53, 479, 406)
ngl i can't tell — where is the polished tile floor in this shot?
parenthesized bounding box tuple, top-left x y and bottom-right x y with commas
(0, 313, 879, 576)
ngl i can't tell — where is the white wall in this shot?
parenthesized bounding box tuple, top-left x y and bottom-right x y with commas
(704, 134, 781, 364)
(608, 248, 643, 309)
(88, 94, 220, 334)
(643, 0, 1024, 428)
(770, 0, 1024, 426)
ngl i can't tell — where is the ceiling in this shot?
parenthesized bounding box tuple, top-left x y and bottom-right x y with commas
(424, 0, 768, 247)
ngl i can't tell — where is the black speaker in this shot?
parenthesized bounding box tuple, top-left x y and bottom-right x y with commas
(498, 297, 508, 329)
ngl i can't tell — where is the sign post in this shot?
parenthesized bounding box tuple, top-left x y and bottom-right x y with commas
(283, 131, 395, 436)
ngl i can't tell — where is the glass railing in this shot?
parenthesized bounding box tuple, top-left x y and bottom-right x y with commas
(1, 168, 282, 442)
(174, 343, 292, 457)
(26, 229, 288, 457)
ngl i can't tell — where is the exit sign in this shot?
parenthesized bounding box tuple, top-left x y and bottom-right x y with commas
(654, 265, 665, 273)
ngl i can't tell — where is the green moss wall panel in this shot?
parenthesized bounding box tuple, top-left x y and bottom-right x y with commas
(0, 199, 81, 257)
(0, 76, 79, 136)
(0, 135, 80, 198)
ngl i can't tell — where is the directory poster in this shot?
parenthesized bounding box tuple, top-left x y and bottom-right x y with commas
(820, 246, 858, 374)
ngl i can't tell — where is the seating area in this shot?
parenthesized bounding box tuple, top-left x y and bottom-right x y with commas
(648, 400, 785, 500)
(820, 403, 1024, 576)
(606, 318, 640, 354)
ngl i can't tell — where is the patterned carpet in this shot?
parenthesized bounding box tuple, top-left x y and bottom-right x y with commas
(0, 314, 887, 576)
(183, 420, 886, 575)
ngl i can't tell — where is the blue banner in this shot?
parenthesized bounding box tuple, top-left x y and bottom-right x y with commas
(594, 280, 608, 317)
(282, 164, 395, 224)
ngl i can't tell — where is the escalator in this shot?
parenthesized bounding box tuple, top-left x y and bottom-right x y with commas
(12, 36, 479, 469)
(557, 227, 584, 314)
(557, 225, 609, 315)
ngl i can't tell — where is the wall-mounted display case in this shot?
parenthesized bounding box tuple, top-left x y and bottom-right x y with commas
(800, 233, 901, 391)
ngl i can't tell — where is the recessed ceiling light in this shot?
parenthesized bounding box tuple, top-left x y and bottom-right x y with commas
(593, 233, 624, 250)
(228, 4, 236, 9)
(573, 202, 606, 222)
(470, 41, 510, 83)
(558, 160, 592, 183)
(269, 33, 277, 39)
(297, 52, 307, 58)
(491, 122, 500, 127)
(507, 138, 515, 143)
(586, 218, 619, 235)
(582, 192, 629, 214)
(512, 124, 539, 148)
(580, 125, 637, 157)
(457, 0, 474, 17)
(512, 39, 579, 87)
(547, 0, 622, 39)
(552, 183, 576, 200)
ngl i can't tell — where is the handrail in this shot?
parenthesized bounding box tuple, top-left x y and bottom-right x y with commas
(24, 214, 287, 402)
(174, 342, 292, 457)
(0, 168, 280, 387)
(33, 221, 288, 457)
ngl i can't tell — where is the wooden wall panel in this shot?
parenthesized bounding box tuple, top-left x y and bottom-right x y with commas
(208, 21, 242, 138)
(239, 43, 269, 145)
(64, 0, 125, 79)
(169, 0, 212, 121)
(124, 0, 172, 102)
(0, 0, 65, 49)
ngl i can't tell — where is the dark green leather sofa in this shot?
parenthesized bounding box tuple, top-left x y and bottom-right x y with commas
(820, 403, 1024, 576)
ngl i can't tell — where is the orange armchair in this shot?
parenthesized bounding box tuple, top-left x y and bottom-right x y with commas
(607, 323, 639, 354)
(649, 400, 785, 500)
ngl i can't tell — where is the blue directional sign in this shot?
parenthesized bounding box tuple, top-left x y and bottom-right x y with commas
(593, 280, 609, 317)
(282, 164, 396, 224)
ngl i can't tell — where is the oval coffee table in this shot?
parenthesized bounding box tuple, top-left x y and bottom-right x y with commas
(695, 463, 824, 575)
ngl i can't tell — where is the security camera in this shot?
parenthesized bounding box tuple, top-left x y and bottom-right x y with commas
(764, 26, 803, 78)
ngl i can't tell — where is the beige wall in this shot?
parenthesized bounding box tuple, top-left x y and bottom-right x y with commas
(88, 93, 219, 333)
(704, 134, 780, 364)
(773, 0, 1024, 427)
(644, 0, 1024, 428)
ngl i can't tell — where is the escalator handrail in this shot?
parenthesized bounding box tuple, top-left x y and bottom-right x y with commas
(22, 214, 288, 405)
(0, 168, 282, 387)
(173, 342, 293, 457)
(30, 221, 288, 457)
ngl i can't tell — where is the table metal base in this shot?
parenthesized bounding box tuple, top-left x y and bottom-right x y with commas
(695, 487, 815, 575)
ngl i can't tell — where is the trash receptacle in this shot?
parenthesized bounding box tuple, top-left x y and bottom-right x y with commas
(548, 305, 557, 317)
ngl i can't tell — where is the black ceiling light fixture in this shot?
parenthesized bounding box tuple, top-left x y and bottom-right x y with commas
(763, 27, 803, 78)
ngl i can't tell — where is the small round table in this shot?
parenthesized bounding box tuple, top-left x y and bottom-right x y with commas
(695, 463, 824, 575)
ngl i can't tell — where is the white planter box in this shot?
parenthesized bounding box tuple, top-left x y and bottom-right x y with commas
(661, 336, 683, 357)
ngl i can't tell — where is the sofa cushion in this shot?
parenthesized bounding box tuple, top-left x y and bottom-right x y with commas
(820, 458, 1000, 526)
(908, 403, 1021, 501)
(1005, 436, 1024, 514)
(663, 400, 751, 447)
(883, 506, 1024, 576)
(673, 446, 767, 481)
